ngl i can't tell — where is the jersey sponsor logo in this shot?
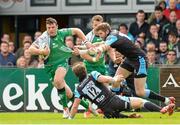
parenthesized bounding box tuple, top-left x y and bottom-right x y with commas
(59, 46, 72, 52)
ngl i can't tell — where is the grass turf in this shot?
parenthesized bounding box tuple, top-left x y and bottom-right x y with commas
(0, 112, 179, 124)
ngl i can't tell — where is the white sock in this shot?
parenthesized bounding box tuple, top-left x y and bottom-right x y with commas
(164, 97, 170, 105)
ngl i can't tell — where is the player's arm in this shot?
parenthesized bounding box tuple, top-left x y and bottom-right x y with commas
(69, 98, 81, 119)
(29, 44, 49, 56)
(91, 71, 124, 85)
(71, 28, 92, 48)
(80, 50, 102, 62)
(96, 35, 118, 53)
(107, 48, 116, 62)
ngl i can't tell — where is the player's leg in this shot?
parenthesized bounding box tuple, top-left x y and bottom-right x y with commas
(143, 88, 175, 105)
(134, 77, 146, 97)
(133, 56, 148, 97)
(111, 62, 132, 94)
(126, 75, 175, 105)
(129, 97, 175, 115)
(54, 66, 73, 118)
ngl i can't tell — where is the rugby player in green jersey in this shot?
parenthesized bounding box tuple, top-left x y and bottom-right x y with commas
(29, 17, 95, 118)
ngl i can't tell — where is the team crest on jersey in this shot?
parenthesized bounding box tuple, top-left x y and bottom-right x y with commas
(59, 46, 72, 52)
(52, 43, 58, 48)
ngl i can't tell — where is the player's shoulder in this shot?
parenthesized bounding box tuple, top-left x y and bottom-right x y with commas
(90, 71, 101, 80)
(58, 28, 72, 32)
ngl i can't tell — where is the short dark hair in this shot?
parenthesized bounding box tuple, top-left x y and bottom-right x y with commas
(155, 6, 163, 12)
(167, 50, 176, 55)
(159, 41, 167, 45)
(137, 9, 145, 14)
(119, 23, 128, 30)
(46, 17, 57, 25)
(23, 41, 32, 45)
(168, 31, 177, 37)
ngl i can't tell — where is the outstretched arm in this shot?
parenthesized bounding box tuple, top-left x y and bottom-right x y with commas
(69, 98, 81, 119)
(91, 71, 124, 85)
(71, 28, 92, 48)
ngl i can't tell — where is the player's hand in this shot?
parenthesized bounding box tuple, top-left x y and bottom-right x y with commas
(95, 49, 102, 60)
(40, 46, 50, 56)
(72, 47, 80, 56)
(128, 113, 142, 118)
(113, 75, 125, 84)
(88, 47, 97, 55)
(85, 41, 92, 49)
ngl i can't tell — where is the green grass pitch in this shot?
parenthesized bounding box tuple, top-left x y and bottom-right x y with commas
(0, 112, 180, 124)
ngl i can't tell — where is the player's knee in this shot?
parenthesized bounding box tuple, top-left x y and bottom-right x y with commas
(53, 78, 64, 88)
(135, 90, 145, 97)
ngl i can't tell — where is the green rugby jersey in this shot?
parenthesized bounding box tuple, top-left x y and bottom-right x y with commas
(47, 29, 73, 65)
(85, 31, 107, 75)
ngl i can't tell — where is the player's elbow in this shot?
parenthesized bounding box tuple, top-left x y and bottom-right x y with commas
(72, 28, 82, 35)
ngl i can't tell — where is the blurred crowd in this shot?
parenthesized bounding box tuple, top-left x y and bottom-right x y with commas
(0, 0, 180, 70)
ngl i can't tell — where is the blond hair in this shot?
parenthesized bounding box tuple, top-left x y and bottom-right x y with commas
(92, 15, 103, 22)
(72, 62, 87, 81)
(94, 22, 111, 33)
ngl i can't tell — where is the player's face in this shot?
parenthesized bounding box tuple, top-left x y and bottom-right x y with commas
(46, 23, 58, 37)
(92, 21, 102, 29)
(97, 30, 107, 40)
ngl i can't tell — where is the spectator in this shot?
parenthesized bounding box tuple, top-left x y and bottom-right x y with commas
(23, 49, 38, 68)
(150, 6, 169, 35)
(175, 19, 180, 39)
(134, 33, 146, 50)
(0, 41, 16, 66)
(15, 40, 32, 59)
(167, 31, 180, 58)
(34, 31, 42, 41)
(157, 42, 168, 64)
(145, 42, 156, 52)
(177, 0, 180, 10)
(23, 34, 33, 43)
(16, 56, 27, 68)
(159, 0, 167, 10)
(165, 50, 180, 64)
(145, 24, 162, 51)
(163, 0, 180, 20)
(129, 10, 149, 38)
(148, 1, 167, 24)
(147, 51, 160, 66)
(162, 10, 177, 42)
(8, 41, 15, 54)
(1, 33, 10, 42)
(118, 23, 134, 42)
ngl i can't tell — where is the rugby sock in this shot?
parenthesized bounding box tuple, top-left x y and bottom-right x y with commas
(146, 89, 165, 102)
(143, 101, 161, 112)
(80, 99, 89, 111)
(58, 88, 68, 108)
(69, 94, 75, 102)
(111, 87, 121, 95)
